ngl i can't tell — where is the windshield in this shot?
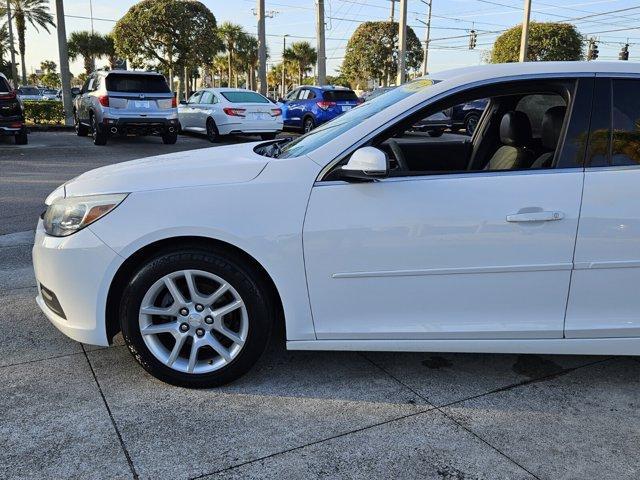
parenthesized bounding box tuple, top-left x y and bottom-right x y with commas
(19, 87, 40, 95)
(277, 78, 438, 159)
(221, 91, 270, 103)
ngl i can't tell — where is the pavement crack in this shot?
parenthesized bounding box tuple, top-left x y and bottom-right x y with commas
(189, 407, 434, 479)
(81, 345, 139, 480)
(358, 353, 542, 480)
(0, 350, 84, 369)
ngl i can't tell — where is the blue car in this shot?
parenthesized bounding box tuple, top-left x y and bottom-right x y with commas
(279, 86, 360, 132)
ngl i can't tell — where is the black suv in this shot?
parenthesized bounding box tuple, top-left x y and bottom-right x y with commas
(0, 74, 28, 145)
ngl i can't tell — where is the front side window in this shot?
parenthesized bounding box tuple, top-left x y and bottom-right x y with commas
(612, 79, 640, 166)
(188, 91, 203, 104)
(200, 91, 214, 104)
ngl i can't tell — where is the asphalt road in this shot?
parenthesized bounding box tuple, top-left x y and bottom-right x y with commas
(1, 130, 639, 479)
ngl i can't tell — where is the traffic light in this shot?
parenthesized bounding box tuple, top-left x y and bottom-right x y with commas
(587, 39, 599, 60)
(619, 44, 629, 61)
(469, 29, 477, 50)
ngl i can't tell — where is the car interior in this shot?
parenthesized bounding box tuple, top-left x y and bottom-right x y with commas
(333, 80, 574, 178)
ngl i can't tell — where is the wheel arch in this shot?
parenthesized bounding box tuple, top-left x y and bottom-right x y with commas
(105, 235, 285, 344)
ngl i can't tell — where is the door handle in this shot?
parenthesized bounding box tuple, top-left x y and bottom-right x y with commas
(506, 211, 564, 222)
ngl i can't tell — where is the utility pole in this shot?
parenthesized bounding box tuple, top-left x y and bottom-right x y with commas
(257, 0, 267, 95)
(316, 0, 326, 85)
(519, 0, 532, 62)
(389, 0, 397, 21)
(420, 0, 432, 76)
(396, 0, 408, 85)
(281, 34, 289, 98)
(5, 0, 18, 87)
(55, 0, 73, 126)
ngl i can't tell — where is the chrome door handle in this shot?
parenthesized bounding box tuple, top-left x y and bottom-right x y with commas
(506, 211, 564, 222)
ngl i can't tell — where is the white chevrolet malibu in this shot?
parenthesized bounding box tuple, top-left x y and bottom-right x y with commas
(34, 62, 640, 387)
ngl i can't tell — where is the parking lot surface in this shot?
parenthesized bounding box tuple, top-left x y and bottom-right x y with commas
(1, 131, 639, 479)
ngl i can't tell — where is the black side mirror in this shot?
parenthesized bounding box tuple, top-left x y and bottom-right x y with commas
(71, 87, 81, 96)
(278, 98, 286, 103)
(179, 100, 187, 105)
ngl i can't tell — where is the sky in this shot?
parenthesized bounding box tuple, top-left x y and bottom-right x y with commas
(18, 0, 640, 79)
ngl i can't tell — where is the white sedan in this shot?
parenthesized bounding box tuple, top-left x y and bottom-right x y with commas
(178, 87, 282, 142)
(34, 61, 640, 388)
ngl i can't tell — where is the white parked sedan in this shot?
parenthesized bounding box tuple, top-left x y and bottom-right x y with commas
(34, 61, 640, 388)
(178, 87, 283, 142)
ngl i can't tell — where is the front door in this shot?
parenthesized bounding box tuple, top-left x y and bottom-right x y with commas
(303, 79, 592, 341)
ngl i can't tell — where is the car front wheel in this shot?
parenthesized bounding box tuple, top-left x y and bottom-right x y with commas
(119, 246, 274, 388)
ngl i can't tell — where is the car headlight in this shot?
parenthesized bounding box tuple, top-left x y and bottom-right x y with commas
(43, 193, 128, 237)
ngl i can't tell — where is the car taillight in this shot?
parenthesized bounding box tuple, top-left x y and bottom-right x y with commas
(171, 96, 177, 108)
(223, 107, 246, 117)
(316, 100, 336, 110)
(0, 90, 17, 100)
(270, 108, 282, 117)
(98, 95, 109, 107)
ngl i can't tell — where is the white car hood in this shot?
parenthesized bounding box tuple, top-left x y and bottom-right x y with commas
(64, 143, 269, 197)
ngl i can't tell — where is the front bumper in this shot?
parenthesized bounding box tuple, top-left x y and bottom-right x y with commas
(33, 220, 121, 346)
(103, 117, 179, 136)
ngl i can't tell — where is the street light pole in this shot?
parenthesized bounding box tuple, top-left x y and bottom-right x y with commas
(281, 34, 289, 98)
(257, 0, 267, 95)
(55, 0, 73, 126)
(316, 0, 326, 85)
(519, 0, 532, 62)
(5, 0, 18, 87)
(396, 0, 408, 85)
(421, 0, 432, 76)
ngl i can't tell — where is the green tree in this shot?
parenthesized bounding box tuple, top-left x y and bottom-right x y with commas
(236, 34, 259, 90)
(283, 41, 316, 86)
(40, 71, 60, 88)
(40, 59, 56, 73)
(103, 34, 119, 70)
(2, 0, 54, 84)
(114, 0, 219, 98)
(218, 22, 245, 88)
(340, 21, 422, 88)
(67, 31, 109, 74)
(490, 22, 583, 63)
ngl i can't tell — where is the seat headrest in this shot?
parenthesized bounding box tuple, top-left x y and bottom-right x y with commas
(541, 105, 566, 150)
(500, 111, 532, 147)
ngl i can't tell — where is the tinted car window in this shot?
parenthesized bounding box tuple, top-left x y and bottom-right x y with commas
(611, 79, 640, 166)
(200, 91, 214, 104)
(19, 87, 40, 95)
(105, 74, 170, 93)
(516, 94, 565, 138)
(221, 91, 269, 103)
(0, 77, 11, 92)
(188, 91, 203, 104)
(324, 90, 358, 101)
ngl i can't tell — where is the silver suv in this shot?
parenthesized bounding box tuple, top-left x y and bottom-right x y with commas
(73, 70, 178, 146)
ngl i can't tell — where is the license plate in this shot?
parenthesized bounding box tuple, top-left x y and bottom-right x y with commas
(251, 112, 270, 120)
(134, 101, 150, 109)
(341, 105, 352, 112)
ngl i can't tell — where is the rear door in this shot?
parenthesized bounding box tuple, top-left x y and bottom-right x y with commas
(566, 77, 640, 338)
(180, 91, 203, 129)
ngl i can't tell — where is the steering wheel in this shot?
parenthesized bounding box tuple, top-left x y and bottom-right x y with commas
(388, 139, 409, 172)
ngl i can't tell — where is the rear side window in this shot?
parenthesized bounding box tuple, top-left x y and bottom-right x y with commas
(106, 74, 170, 93)
(612, 79, 640, 166)
(220, 91, 269, 103)
(0, 77, 11, 92)
(323, 90, 357, 101)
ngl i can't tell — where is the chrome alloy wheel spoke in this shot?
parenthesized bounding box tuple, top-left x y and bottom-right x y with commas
(138, 269, 249, 374)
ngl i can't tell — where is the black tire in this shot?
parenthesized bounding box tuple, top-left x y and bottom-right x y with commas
(260, 132, 277, 140)
(206, 118, 219, 143)
(91, 114, 108, 146)
(119, 246, 274, 388)
(302, 116, 315, 133)
(162, 131, 178, 144)
(464, 114, 480, 136)
(74, 110, 89, 136)
(427, 128, 444, 137)
(15, 131, 28, 145)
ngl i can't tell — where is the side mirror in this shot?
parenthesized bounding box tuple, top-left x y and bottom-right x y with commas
(278, 98, 286, 103)
(179, 100, 187, 105)
(340, 147, 388, 181)
(71, 87, 81, 96)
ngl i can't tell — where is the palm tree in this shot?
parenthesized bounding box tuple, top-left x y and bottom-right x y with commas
(236, 34, 258, 90)
(67, 31, 108, 74)
(7, 0, 54, 84)
(103, 34, 119, 70)
(213, 54, 228, 87)
(0, 25, 9, 63)
(218, 22, 244, 88)
(283, 41, 317, 86)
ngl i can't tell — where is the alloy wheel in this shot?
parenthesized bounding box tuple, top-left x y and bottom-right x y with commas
(303, 118, 314, 133)
(138, 269, 248, 374)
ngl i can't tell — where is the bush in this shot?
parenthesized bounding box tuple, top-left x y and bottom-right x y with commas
(23, 100, 66, 125)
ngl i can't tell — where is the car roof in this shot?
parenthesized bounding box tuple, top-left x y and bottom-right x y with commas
(98, 70, 164, 76)
(429, 61, 640, 85)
